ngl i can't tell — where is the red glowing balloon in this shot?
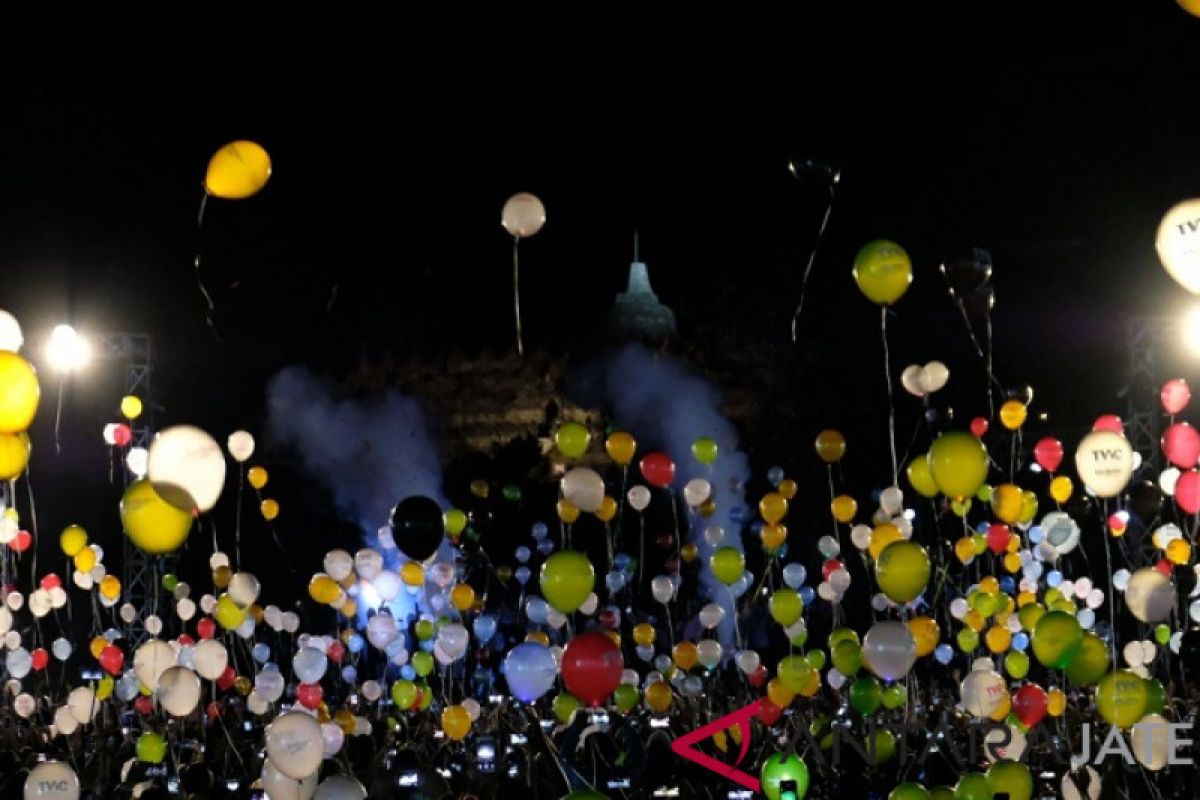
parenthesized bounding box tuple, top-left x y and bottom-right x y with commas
(639, 452, 676, 489)
(1155, 558, 1174, 577)
(296, 682, 324, 709)
(757, 697, 783, 726)
(1012, 683, 1048, 728)
(326, 641, 345, 664)
(970, 417, 989, 438)
(1162, 422, 1200, 469)
(134, 695, 154, 715)
(1175, 470, 1200, 514)
(598, 608, 619, 629)
(1092, 414, 1123, 434)
(177, 634, 195, 647)
(99, 644, 125, 675)
(1032, 437, 1064, 472)
(31, 648, 48, 671)
(749, 663, 768, 688)
(1162, 378, 1191, 415)
(39, 574, 62, 591)
(821, 558, 844, 581)
(206, 701, 223, 720)
(196, 618, 216, 640)
(11, 531, 31, 553)
(113, 424, 133, 448)
(561, 631, 624, 707)
(986, 524, 1011, 555)
(216, 665, 237, 691)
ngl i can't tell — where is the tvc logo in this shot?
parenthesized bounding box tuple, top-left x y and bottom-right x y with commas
(670, 700, 762, 792)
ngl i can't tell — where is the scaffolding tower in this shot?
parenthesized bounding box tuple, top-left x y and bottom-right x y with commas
(1124, 317, 1177, 480)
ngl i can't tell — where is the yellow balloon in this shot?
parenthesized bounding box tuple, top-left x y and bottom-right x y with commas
(1180, 0, 1200, 17)
(605, 431, 636, 465)
(928, 431, 990, 501)
(645, 680, 672, 713)
(1047, 687, 1066, 717)
(830, 495, 858, 523)
(526, 630, 549, 646)
(1003, 552, 1022, 573)
(120, 395, 143, 420)
(1018, 490, 1039, 525)
(985, 626, 1012, 654)
(204, 140, 272, 200)
(120, 479, 193, 554)
(213, 565, 232, 589)
(633, 623, 656, 647)
(999, 400, 1028, 431)
(907, 616, 940, 657)
(99, 575, 121, 601)
(0, 432, 30, 480)
(759, 492, 788, 523)
(557, 498, 580, 524)
(442, 704, 472, 741)
(60, 524, 88, 557)
(309, 574, 341, 604)
(1167, 537, 1192, 565)
(868, 523, 902, 560)
(0, 352, 39, 434)
(450, 583, 476, 611)
(852, 240, 913, 305)
(760, 523, 787, 552)
(260, 498, 280, 521)
(680, 543, 698, 563)
(814, 429, 846, 463)
(778, 478, 798, 500)
(248, 466, 268, 490)
(673, 641, 699, 671)
(991, 484, 1023, 524)
(89, 636, 107, 660)
(767, 678, 795, 708)
(214, 593, 247, 629)
(596, 496, 618, 523)
(1049, 475, 1073, 504)
(906, 453, 939, 498)
(954, 536, 976, 564)
(73, 547, 96, 573)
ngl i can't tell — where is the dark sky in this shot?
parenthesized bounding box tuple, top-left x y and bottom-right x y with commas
(2, 7, 1200, 572)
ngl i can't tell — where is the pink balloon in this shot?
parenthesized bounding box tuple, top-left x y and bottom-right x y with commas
(1092, 414, 1124, 434)
(1032, 437, 1063, 472)
(970, 417, 989, 438)
(1163, 422, 1200, 469)
(1161, 379, 1191, 415)
(1176, 470, 1200, 514)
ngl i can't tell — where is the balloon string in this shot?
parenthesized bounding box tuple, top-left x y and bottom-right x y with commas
(948, 295, 1003, 419)
(234, 463, 244, 571)
(882, 308, 898, 482)
(53, 374, 66, 456)
(1101, 499, 1118, 663)
(789, 183, 837, 343)
(512, 236, 524, 357)
(193, 191, 221, 338)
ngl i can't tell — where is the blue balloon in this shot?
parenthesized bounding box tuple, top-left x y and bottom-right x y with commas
(1011, 632, 1029, 652)
(515, 566, 532, 585)
(729, 506, 749, 524)
(536, 539, 555, 556)
(1046, 570, 1063, 588)
(975, 521, 991, 534)
(346, 634, 365, 654)
(531, 522, 548, 539)
(525, 596, 549, 624)
(515, 546, 531, 564)
(605, 571, 626, 593)
(1028, 525, 1044, 544)
(782, 563, 807, 589)
(999, 576, 1016, 594)
(341, 665, 358, 683)
(614, 553, 632, 571)
(798, 586, 816, 605)
(934, 644, 954, 665)
(251, 643, 271, 664)
(750, 520, 764, 535)
(502, 642, 558, 703)
(776, 543, 789, 558)
(400, 664, 416, 681)
(767, 466, 785, 486)
(473, 615, 498, 642)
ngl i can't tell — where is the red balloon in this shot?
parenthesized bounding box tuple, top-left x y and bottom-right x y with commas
(1092, 414, 1124, 434)
(561, 631, 623, 707)
(757, 697, 783, 726)
(821, 558, 844, 581)
(134, 695, 154, 715)
(1162, 422, 1200, 469)
(749, 663, 768, 688)
(99, 644, 125, 675)
(206, 701, 223, 720)
(598, 608, 619, 629)
(1162, 378, 1191, 415)
(639, 452, 676, 489)
(1012, 683, 1048, 728)
(177, 634, 195, 647)
(113, 424, 133, 447)
(31, 648, 48, 671)
(296, 682, 324, 709)
(39, 574, 62, 591)
(986, 524, 1011, 555)
(1155, 558, 1174, 577)
(1176, 470, 1200, 514)
(11, 531, 31, 553)
(216, 665, 237, 691)
(196, 618, 216, 640)
(1032, 437, 1063, 472)
(326, 641, 346, 664)
(970, 417, 989, 438)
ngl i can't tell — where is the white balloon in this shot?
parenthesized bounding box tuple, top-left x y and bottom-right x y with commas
(257, 668, 286, 703)
(5, 648, 31, 679)
(735, 650, 760, 674)
(696, 639, 723, 669)
(862, 621, 916, 681)
(372, 570, 402, 602)
(314, 774, 366, 800)
(698, 603, 725, 629)
(1074, 431, 1133, 498)
(323, 550, 353, 582)
(261, 757, 318, 800)
(353, 550, 382, 582)
(177, 598, 196, 621)
(651, 575, 674, 604)
(627, 485, 651, 512)
(1125, 567, 1175, 623)
(960, 668, 1006, 718)
(0, 310, 23, 353)
(133, 639, 176, 689)
(228, 572, 261, 606)
(66, 686, 98, 725)
(1156, 199, 1200, 293)
(147, 425, 227, 513)
(919, 361, 950, 393)
(683, 478, 711, 507)
(900, 364, 926, 397)
(157, 666, 202, 717)
(193, 639, 229, 681)
(227, 430, 256, 463)
(501, 192, 546, 238)
(879, 486, 904, 516)
(52, 706, 78, 737)
(320, 722, 346, 758)
(462, 697, 481, 721)
(126, 447, 149, 478)
(984, 724, 1026, 763)
(282, 611, 300, 633)
(1041, 511, 1081, 557)
(266, 711, 324, 780)
(365, 614, 398, 651)
(293, 647, 329, 684)
(438, 623, 469, 659)
(24, 760, 79, 800)
(1131, 713, 1171, 771)
(1061, 766, 1102, 800)
(561, 467, 605, 513)
(13, 693, 35, 718)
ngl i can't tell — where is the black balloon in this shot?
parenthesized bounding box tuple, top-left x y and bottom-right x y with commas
(390, 495, 445, 562)
(964, 284, 995, 316)
(939, 247, 993, 297)
(1129, 480, 1164, 524)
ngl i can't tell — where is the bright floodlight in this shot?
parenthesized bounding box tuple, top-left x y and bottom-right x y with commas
(45, 324, 90, 372)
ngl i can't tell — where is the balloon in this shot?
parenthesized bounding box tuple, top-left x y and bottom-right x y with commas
(849, 675, 882, 714)
(146, 425, 226, 513)
(920, 361, 950, 393)
(1096, 670, 1149, 729)
(906, 454, 939, 498)
(710, 547, 745, 585)
(441, 704, 471, 741)
(266, 711, 324, 780)
(0, 310, 22, 352)
(554, 422, 590, 458)
(501, 192, 546, 238)
(815, 429, 846, 463)
(293, 647, 329, 683)
(627, 485, 651, 512)
(852, 240, 912, 305)
(561, 467, 605, 513)
(157, 666, 202, 716)
(314, 775, 365, 800)
(226, 430, 255, 462)
(1131, 713, 1172, 770)
(561, 632, 623, 706)
(890, 784, 931, 800)
(1162, 422, 1200, 468)
(651, 575, 674, 603)
(1033, 437, 1064, 472)
(769, 589, 803, 626)
(503, 642, 558, 702)
(999, 399, 1027, 430)
(606, 431, 636, 464)
(204, 140, 271, 199)
(1156, 198, 1200, 292)
(985, 760, 1031, 800)
(133, 639, 176, 689)
(0, 432, 30, 481)
(137, 731, 167, 764)
(691, 436, 718, 464)
(389, 496, 444, 562)
(940, 247, 993, 296)
(961, 668, 1006, 718)
(1011, 683, 1047, 727)
(262, 758, 318, 800)
(1074, 431, 1133, 498)
(1125, 567, 1175, 623)
(248, 466, 269, 489)
(193, 639, 228, 681)
(24, 761, 79, 800)
(1177, 469, 1200, 513)
(760, 752, 809, 800)
(683, 478, 711, 507)
(639, 452, 675, 488)
(539, 550, 595, 613)
(1031, 610, 1082, 668)
(1066, 632, 1109, 686)
(121, 478, 194, 555)
(928, 431, 989, 501)
(0, 352, 39, 433)
(759, 492, 788, 523)
(1161, 378, 1191, 414)
(862, 621, 916, 681)
(908, 616, 940, 657)
(875, 541, 930, 603)
(59, 525, 87, 558)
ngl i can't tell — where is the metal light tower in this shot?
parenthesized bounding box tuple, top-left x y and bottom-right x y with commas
(1123, 316, 1179, 479)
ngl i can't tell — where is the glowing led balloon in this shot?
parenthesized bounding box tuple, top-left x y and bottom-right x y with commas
(501, 193, 546, 238)
(1156, 199, 1200, 293)
(227, 430, 255, 462)
(1074, 431, 1133, 498)
(147, 425, 227, 512)
(205, 140, 272, 199)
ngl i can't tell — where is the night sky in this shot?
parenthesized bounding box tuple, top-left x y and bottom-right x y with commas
(2, 7, 1200, 587)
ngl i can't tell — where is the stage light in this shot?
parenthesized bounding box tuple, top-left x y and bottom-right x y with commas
(45, 324, 90, 372)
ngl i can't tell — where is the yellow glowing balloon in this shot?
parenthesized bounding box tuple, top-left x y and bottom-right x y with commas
(680, 543, 698, 563)
(990, 484, 1023, 524)
(526, 630, 549, 646)
(1049, 475, 1073, 504)
(1003, 552, 1022, 573)
(204, 141, 272, 200)
(260, 498, 280, 521)
(672, 641, 699, 671)
(59, 524, 88, 557)
(605, 431, 636, 465)
(767, 678, 795, 708)
(401, 561, 424, 586)
(557, 498, 580, 524)
(852, 240, 913, 305)
(988, 692, 1012, 722)
(309, 574, 341, 604)
(596, 495, 618, 522)
(985, 626, 1012, 653)
(831, 495, 858, 523)
(645, 680, 672, 713)
(213, 565, 232, 589)
(247, 466, 268, 490)
(759, 492, 788, 523)
(89, 637, 107, 660)
(99, 575, 121, 601)
(120, 395, 143, 420)
(868, 523, 902, 560)
(1167, 537, 1192, 565)
(215, 594, 246, 629)
(907, 616, 940, 657)
(450, 583, 476, 611)
(0, 352, 39, 434)
(441, 704, 472, 741)
(954, 536, 976, 563)
(999, 400, 1027, 431)
(121, 479, 193, 554)
(0, 432, 30, 480)
(1047, 688, 1066, 717)
(778, 478, 798, 500)
(814, 429, 846, 463)
(633, 623, 656, 647)
(73, 547, 96, 573)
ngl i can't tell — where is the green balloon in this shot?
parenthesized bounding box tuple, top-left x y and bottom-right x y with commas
(160, 573, 178, 592)
(555, 422, 591, 459)
(986, 759, 1032, 800)
(770, 588, 803, 626)
(1065, 632, 1108, 686)
(414, 619, 435, 640)
(956, 627, 980, 653)
(691, 436, 719, 465)
(411, 650, 434, 677)
(1096, 669, 1149, 729)
(760, 752, 809, 800)
(849, 676, 882, 715)
(828, 627, 860, 649)
(805, 649, 826, 671)
(554, 692, 580, 723)
(540, 550, 596, 613)
(832, 640, 863, 677)
(710, 546, 745, 585)
(136, 731, 167, 764)
(929, 787, 955, 800)
(1143, 677, 1166, 716)
(889, 783, 931, 800)
(391, 679, 417, 709)
(1003, 650, 1030, 679)
(1031, 610, 1082, 669)
(613, 684, 639, 713)
(503, 484, 522, 502)
(953, 771, 992, 800)
(882, 683, 908, 710)
(872, 728, 897, 764)
(875, 540, 931, 603)
(778, 654, 815, 693)
(1154, 624, 1171, 645)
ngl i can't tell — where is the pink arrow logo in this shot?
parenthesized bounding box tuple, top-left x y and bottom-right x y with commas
(670, 700, 762, 792)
